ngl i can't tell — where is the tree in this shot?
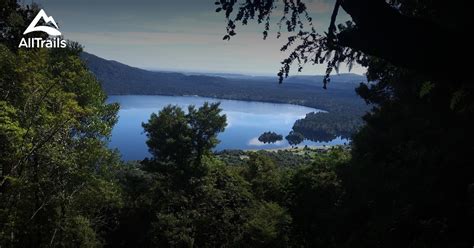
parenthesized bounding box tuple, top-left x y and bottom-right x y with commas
(142, 105, 193, 166)
(0, 1, 47, 51)
(148, 162, 255, 247)
(142, 102, 226, 178)
(258, 131, 283, 144)
(244, 153, 283, 201)
(187, 102, 227, 166)
(285, 131, 304, 146)
(336, 65, 474, 248)
(241, 201, 292, 247)
(216, 0, 471, 86)
(287, 149, 346, 247)
(0, 40, 122, 247)
(134, 105, 260, 246)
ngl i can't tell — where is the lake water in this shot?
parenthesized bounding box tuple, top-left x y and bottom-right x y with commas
(107, 95, 348, 160)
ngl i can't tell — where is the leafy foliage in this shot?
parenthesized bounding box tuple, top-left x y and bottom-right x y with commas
(141, 102, 226, 178)
(0, 42, 122, 247)
(1, 5, 123, 246)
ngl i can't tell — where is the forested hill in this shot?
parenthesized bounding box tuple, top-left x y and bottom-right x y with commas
(80, 52, 227, 95)
(80, 52, 367, 113)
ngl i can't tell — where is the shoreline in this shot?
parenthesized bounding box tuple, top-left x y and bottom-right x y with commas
(106, 93, 329, 113)
(243, 144, 350, 152)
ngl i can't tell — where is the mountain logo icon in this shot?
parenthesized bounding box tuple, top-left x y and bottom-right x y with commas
(23, 9, 61, 36)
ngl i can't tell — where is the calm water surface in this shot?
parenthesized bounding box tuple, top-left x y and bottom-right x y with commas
(107, 95, 347, 160)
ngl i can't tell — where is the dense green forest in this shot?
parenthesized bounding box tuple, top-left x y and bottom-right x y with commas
(1, 0, 474, 247)
(0, 38, 121, 248)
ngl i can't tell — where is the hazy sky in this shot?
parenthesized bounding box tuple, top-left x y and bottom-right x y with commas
(29, 0, 365, 76)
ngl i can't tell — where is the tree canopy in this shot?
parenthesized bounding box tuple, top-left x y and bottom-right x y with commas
(142, 102, 226, 164)
(0, 39, 122, 247)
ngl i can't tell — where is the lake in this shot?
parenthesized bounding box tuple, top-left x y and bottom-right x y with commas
(107, 95, 348, 160)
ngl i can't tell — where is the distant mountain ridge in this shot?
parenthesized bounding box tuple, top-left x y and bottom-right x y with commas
(80, 52, 229, 95)
(80, 52, 367, 114)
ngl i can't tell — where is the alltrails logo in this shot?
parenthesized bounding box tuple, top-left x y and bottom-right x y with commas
(19, 9, 67, 48)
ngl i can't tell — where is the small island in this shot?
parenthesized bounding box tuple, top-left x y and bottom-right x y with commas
(258, 131, 283, 144)
(285, 131, 305, 146)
